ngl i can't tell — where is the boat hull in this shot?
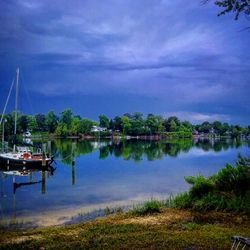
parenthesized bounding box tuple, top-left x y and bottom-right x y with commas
(0, 156, 52, 168)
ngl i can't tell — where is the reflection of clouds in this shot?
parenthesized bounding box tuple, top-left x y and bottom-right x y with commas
(178, 147, 227, 158)
(44, 162, 189, 207)
(1, 141, 248, 228)
(90, 141, 110, 150)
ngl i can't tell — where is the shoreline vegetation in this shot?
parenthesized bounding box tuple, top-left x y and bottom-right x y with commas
(1, 209, 249, 250)
(1, 109, 250, 140)
(1, 156, 249, 249)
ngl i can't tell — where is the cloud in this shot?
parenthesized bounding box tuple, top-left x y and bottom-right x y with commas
(0, 0, 249, 125)
(164, 111, 230, 123)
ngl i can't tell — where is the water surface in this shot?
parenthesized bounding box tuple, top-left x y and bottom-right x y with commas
(0, 138, 249, 228)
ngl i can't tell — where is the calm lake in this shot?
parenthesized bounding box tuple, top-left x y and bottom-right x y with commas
(0, 138, 249, 228)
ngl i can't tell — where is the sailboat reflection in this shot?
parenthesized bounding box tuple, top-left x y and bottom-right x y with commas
(0, 163, 56, 225)
(1, 164, 56, 194)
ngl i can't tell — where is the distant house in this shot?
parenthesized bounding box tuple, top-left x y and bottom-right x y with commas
(91, 126, 107, 132)
(192, 129, 199, 136)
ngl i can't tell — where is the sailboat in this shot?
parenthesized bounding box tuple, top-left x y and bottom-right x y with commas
(0, 68, 54, 167)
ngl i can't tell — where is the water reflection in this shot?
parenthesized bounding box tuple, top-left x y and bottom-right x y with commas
(1, 164, 56, 193)
(0, 164, 55, 226)
(0, 138, 249, 228)
(54, 138, 248, 165)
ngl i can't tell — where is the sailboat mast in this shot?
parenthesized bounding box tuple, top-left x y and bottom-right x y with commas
(14, 68, 19, 136)
(1, 120, 4, 153)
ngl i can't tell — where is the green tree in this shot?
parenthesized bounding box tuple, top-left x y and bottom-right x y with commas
(212, 121, 223, 135)
(169, 120, 178, 132)
(130, 112, 145, 135)
(156, 115, 165, 133)
(18, 115, 28, 132)
(121, 116, 131, 135)
(181, 121, 192, 130)
(79, 119, 94, 134)
(221, 122, 230, 135)
(35, 113, 46, 131)
(70, 117, 81, 136)
(231, 125, 242, 138)
(164, 116, 180, 132)
(45, 111, 58, 133)
(145, 114, 163, 135)
(27, 116, 37, 131)
(99, 114, 109, 128)
(55, 123, 68, 137)
(199, 121, 212, 133)
(113, 116, 122, 131)
(59, 109, 73, 128)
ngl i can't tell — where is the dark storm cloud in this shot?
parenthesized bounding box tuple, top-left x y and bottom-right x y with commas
(0, 0, 249, 124)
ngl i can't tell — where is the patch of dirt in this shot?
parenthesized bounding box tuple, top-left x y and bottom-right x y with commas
(120, 209, 193, 225)
(2, 234, 43, 244)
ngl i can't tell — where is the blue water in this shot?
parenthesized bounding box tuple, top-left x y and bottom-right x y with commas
(0, 138, 249, 227)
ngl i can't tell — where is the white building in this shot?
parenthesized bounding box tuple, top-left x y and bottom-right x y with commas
(91, 126, 107, 132)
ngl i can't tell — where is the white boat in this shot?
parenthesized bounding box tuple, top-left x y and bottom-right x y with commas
(0, 68, 53, 167)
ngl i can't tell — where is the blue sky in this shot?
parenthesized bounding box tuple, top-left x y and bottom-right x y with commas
(0, 0, 249, 125)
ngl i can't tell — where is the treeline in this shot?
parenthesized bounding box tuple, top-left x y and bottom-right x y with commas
(1, 109, 250, 138)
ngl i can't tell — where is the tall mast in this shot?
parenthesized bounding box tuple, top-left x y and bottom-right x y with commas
(2, 120, 5, 153)
(14, 68, 19, 136)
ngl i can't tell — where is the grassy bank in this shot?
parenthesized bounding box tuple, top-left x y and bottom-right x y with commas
(1, 157, 249, 249)
(0, 208, 249, 249)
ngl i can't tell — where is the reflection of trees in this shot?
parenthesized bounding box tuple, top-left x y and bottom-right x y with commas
(144, 142, 164, 161)
(163, 140, 193, 157)
(122, 141, 144, 161)
(54, 139, 94, 165)
(53, 138, 247, 164)
(113, 143, 123, 158)
(194, 139, 243, 153)
(54, 139, 75, 165)
(102, 139, 193, 161)
(99, 147, 109, 159)
(77, 140, 94, 155)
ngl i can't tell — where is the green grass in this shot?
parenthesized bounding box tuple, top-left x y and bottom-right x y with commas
(0, 209, 249, 250)
(104, 206, 123, 216)
(129, 200, 161, 216)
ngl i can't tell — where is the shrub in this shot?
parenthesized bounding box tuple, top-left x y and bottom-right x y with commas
(185, 175, 214, 199)
(214, 156, 250, 196)
(129, 200, 161, 216)
(170, 192, 192, 209)
(173, 156, 250, 214)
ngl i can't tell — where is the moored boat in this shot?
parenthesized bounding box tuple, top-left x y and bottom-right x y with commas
(0, 147, 53, 167)
(0, 68, 54, 167)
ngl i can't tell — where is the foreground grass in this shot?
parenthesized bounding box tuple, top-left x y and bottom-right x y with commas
(1, 208, 249, 250)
